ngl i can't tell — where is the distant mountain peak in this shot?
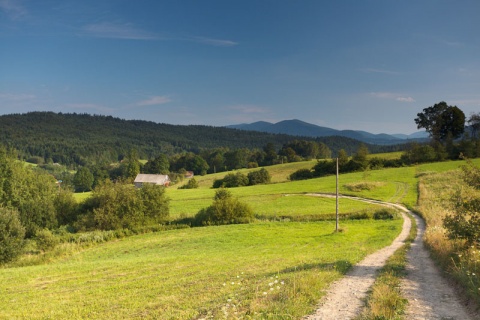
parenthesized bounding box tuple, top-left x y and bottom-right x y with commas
(227, 119, 428, 145)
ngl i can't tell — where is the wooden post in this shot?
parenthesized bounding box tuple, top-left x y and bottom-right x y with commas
(336, 157, 339, 232)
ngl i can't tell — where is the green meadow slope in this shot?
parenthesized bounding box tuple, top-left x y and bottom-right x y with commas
(2, 157, 478, 319)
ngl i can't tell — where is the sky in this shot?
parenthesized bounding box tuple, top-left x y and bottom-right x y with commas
(1, 0, 479, 134)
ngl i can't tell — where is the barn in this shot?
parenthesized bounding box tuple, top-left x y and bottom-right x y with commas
(134, 174, 170, 188)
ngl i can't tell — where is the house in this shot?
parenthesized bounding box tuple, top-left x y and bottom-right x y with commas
(134, 174, 170, 188)
(185, 171, 194, 179)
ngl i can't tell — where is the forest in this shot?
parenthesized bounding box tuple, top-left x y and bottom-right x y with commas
(0, 112, 403, 167)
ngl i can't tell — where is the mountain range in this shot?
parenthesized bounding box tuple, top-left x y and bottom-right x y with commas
(227, 119, 429, 145)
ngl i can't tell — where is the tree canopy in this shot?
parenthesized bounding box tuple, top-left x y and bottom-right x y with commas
(415, 101, 465, 142)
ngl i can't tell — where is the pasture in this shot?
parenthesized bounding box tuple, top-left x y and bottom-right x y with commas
(4, 155, 480, 319)
(0, 220, 402, 319)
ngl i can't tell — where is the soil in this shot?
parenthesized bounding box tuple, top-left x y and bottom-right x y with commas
(302, 194, 478, 320)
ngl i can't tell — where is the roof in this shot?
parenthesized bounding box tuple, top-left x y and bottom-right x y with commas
(134, 174, 170, 184)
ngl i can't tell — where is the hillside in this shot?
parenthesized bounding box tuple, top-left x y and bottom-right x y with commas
(0, 112, 404, 166)
(227, 119, 429, 145)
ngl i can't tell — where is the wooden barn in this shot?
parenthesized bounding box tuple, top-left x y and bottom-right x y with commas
(134, 174, 170, 188)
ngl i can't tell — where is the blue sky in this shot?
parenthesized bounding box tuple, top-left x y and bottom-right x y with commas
(1, 0, 479, 134)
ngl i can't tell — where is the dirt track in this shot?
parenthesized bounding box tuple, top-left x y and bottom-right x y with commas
(302, 194, 477, 320)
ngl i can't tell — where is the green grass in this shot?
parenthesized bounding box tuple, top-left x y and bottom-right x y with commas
(19, 156, 480, 318)
(73, 191, 92, 203)
(0, 219, 402, 319)
(358, 215, 417, 320)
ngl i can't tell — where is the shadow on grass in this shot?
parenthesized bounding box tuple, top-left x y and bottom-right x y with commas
(279, 260, 353, 275)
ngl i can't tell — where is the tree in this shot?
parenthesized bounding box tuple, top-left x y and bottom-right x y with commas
(143, 154, 170, 174)
(415, 101, 465, 142)
(121, 149, 141, 180)
(467, 112, 480, 139)
(0, 207, 25, 264)
(73, 167, 94, 192)
(263, 143, 277, 165)
(337, 149, 349, 167)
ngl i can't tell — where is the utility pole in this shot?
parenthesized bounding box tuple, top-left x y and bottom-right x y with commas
(336, 157, 339, 232)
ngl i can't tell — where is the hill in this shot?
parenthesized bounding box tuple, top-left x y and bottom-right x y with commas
(227, 119, 429, 145)
(0, 112, 404, 166)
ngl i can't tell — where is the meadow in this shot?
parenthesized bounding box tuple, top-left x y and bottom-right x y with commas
(3, 156, 479, 319)
(1, 220, 402, 319)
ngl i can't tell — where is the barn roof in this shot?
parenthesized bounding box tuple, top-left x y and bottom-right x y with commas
(134, 174, 169, 184)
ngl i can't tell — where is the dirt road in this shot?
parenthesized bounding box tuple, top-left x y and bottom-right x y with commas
(302, 194, 477, 320)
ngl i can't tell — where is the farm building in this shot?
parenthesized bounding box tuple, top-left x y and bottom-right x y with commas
(134, 174, 170, 188)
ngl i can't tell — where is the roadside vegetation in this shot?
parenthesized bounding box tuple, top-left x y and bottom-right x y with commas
(418, 160, 480, 306)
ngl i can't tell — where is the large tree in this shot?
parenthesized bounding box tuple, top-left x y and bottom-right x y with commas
(414, 101, 465, 142)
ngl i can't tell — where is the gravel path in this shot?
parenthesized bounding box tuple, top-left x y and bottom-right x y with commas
(302, 194, 478, 320)
(401, 211, 478, 320)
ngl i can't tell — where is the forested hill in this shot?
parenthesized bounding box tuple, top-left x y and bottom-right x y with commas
(0, 112, 402, 166)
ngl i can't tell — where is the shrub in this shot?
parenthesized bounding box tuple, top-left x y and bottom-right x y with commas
(312, 160, 336, 177)
(373, 208, 398, 220)
(76, 180, 170, 231)
(35, 229, 59, 251)
(248, 168, 271, 185)
(194, 188, 254, 226)
(289, 169, 314, 181)
(0, 207, 25, 264)
(178, 178, 199, 189)
(54, 189, 78, 225)
(443, 160, 480, 246)
(212, 172, 249, 188)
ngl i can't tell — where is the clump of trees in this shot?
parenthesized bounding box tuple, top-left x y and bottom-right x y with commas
(290, 144, 382, 180)
(213, 168, 271, 188)
(0, 143, 175, 264)
(76, 181, 169, 231)
(193, 188, 254, 226)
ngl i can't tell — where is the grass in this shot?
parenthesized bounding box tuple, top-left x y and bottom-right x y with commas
(0, 220, 403, 319)
(417, 167, 480, 307)
(18, 154, 480, 318)
(358, 215, 417, 320)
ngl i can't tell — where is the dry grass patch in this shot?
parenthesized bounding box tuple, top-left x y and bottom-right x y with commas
(344, 181, 386, 192)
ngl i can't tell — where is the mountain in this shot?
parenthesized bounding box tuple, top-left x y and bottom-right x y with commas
(227, 119, 428, 145)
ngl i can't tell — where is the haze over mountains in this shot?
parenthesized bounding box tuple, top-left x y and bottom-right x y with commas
(227, 119, 429, 145)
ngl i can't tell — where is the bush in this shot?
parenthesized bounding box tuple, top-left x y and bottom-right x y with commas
(212, 172, 249, 188)
(194, 188, 254, 226)
(178, 178, 199, 189)
(312, 160, 336, 177)
(289, 169, 314, 181)
(54, 189, 78, 225)
(0, 207, 25, 264)
(76, 180, 170, 231)
(373, 208, 398, 220)
(35, 229, 59, 251)
(248, 168, 271, 185)
(443, 160, 480, 246)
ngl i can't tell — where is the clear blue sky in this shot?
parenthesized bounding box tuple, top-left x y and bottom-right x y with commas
(1, 0, 479, 134)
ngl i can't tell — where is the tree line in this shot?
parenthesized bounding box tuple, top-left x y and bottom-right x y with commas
(0, 111, 402, 169)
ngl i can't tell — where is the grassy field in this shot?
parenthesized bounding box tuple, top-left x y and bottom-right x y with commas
(35, 155, 480, 319)
(0, 220, 402, 319)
